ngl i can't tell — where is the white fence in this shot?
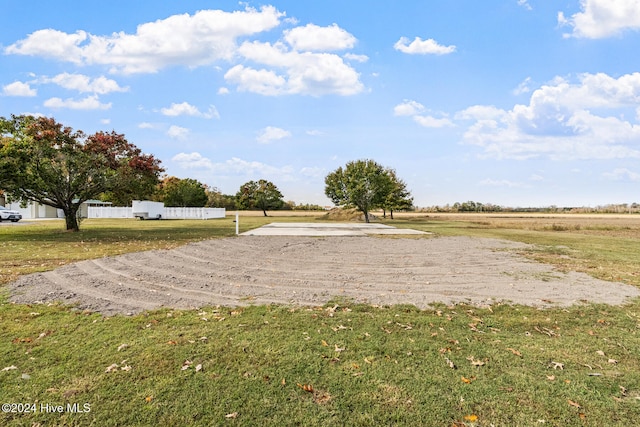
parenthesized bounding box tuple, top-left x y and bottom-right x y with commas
(164, 207, 226, 220)
(88, 206, 225, 219)
(89, 206, 132, 218)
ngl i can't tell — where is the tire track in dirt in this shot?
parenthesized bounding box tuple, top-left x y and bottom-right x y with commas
(7, 236, 640, 315)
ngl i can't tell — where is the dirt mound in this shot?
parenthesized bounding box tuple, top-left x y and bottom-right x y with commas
(319, 208, 379, 222)
(7, 236, 640, 316)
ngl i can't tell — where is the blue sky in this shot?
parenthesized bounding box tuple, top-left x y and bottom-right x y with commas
(2, 0, 640, 207)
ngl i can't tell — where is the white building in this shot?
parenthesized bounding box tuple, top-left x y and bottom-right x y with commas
(4, 200, 112, 219)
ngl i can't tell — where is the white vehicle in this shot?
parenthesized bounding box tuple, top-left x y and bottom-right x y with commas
(0, 206, 22, 222)
(132, 200, 165, 220)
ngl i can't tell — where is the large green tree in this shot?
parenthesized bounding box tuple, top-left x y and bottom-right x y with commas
(236, 179, 284, 216)
(0, 115, 163, 231)
(157, 176, 208, 207)
(324, 159, 395, 223)
(381, 168, 413, 219)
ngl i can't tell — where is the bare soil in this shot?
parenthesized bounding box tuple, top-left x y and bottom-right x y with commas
(8, 236, 640, 316)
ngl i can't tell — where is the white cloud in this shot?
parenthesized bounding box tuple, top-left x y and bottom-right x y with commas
(5, 6, 365, 97)
(394, 100, 425, 116)
(306, 129, 323, 136)
(559, 0, 640, 38)
(160, 102, 219, 119)
(100, 118, 111, 125)
(257, 126, 291, 144)
(2, 81, 36, 96)
(45, 73, 127, 94)
(224, 65, 286, 96)
(343, 53, 369, 63)
(227, 41, 364, 96)
(284, 23, 356, 51)
(458, 72, 640, 160)
(395, 100, 453, 128)
(413, 115, 455, 128)
(217, 87, 230, 95)
(172, 153, 295, 180)
(5, 29, 88, 64)
(517, 0, 532, 11)
(44, 95, 111, 110)
(602, 168, 640, 181)
(171, 152, 214, 169)
(455, 105, 507, 121)
(167, 125, 189, 140)
(138, 122, 155, 129)
(394, 36, 456, 55)
(513, 77, 533, 95)
(5, 6, 284, 74)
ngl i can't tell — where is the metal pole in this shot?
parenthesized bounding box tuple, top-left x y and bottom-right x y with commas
(235, 212, 239, 235)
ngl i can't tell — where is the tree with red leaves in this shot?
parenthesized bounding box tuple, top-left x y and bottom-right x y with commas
(0, 115, 163, 231)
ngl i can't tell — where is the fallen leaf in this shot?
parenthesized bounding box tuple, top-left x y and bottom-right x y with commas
(568, 399, 581, 408)
(117, 344, 129, 352)
(297, 383, 314, 393)
(444, 357, 457, 369)
(314, 391, 332, 405)
(145, 396, 153, 402)
(546, 375, 555, 381)
(2, 365, 18, 372)
(506, 348, 522, 357)
(281, 378, 286, 386)
(467, 356, 486, 367)
(105, 364, 119, 373)
(225, 412, 238, 419)
(167, 340, 177, 345)
(550, 361, 564, 370)
(37, 330, 53, 340)
(321, 340, 329, 347)
(608, 359, 618, 364)
(120, 365, 132, 372)
(596, 350, 605, 356)
(461, 376, 476, 384)
(334, 344, 345, 353)
(195, 364, 202, 372)
(463, 414, 478, 422)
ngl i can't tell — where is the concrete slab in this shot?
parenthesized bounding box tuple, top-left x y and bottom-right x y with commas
(240, 222, 430, 236)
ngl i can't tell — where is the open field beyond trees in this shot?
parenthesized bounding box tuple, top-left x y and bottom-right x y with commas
(1, 213, 640, 426)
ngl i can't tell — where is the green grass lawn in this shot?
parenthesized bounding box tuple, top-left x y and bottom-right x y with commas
(1, 214, 640, 426)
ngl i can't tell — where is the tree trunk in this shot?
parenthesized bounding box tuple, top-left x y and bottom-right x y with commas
(363, 210, 370, 223)
(262, 209, 268, 217)
(63, 207, 80, 232)
(382, 209, 386, 219)
(390, 209, 394, 219)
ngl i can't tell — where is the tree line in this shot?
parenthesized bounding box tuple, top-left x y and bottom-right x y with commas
(1, 115, 413, 231)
